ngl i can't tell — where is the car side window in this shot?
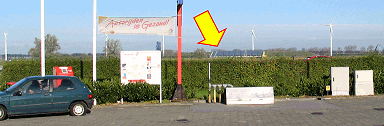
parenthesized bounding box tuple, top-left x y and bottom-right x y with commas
(53, 79, 75, 91)
(23, 79, 50, 94)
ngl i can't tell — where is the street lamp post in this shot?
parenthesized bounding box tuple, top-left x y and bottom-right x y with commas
(41, 0, 45, 77)
(92, 0, 97, 82)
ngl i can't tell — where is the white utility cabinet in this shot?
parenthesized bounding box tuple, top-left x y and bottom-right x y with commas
(354, 70, 374, 96)
(331, 67, 350, 96)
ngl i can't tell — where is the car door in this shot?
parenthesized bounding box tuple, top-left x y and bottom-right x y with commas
(51, 78, 77, 112)
(9, 79, 54, 114)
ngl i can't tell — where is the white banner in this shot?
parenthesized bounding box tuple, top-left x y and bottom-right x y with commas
(99, 16, 175, 36)
(120, 51, 161, 85)
(226, 87, 274, 105)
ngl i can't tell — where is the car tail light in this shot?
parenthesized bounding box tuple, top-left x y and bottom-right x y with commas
(88, 94, 93, 99)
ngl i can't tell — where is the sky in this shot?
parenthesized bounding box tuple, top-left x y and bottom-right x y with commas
(0, 0, 384, 54)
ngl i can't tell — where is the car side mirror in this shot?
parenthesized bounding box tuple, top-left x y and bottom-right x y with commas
(14, 91, 22, 96)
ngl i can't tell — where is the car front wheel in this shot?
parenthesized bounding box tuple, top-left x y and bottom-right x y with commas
(69, 102, 87, 116)
(0, 106, 7, 121)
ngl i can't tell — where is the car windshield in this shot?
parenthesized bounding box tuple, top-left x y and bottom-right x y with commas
(5, 78, 28, 92)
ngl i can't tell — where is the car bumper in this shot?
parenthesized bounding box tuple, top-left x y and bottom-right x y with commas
(84, 99, 94, 109)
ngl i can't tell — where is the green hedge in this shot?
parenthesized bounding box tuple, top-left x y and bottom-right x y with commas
(81, 77, 160, 104)
(1, 54, 384, 103)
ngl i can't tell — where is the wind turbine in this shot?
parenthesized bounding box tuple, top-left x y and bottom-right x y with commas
(247, 24, 257, 51)
(323, 15, 337, 56)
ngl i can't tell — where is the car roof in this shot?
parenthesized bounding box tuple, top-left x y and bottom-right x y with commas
(25, 75, 76, 79)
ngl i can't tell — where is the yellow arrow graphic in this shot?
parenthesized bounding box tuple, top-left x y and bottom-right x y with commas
(194, 10, 227, 47)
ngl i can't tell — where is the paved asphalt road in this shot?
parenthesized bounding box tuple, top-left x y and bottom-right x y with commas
(1, 96, 384, 126)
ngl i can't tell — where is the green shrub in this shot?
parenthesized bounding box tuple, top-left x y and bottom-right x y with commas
(1, 55, 384, 103)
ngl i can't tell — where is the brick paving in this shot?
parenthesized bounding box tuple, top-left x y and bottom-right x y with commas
(1, 96, 384, 125)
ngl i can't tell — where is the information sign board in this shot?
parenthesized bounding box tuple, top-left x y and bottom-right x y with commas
(120, 51, 161, 85)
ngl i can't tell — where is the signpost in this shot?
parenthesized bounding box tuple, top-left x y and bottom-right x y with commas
(326, 85, 330, 96)
(91, 0, 181, 103)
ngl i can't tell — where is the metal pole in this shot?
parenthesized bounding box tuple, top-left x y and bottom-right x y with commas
(330, 31, 333, 56)
(160, 84, 162, 103)
(105, 34, 108, 57)
(177, 4, 182, 85)
(209, 62, 211, 103)
(92, 0, 97, 106)
(171, 2, 187, 101)
(3, 33, 7, 61)
(41, 0, 45, 77)
(219, 84, 222, 103)
(92, 0, 97, 82)
(213, 86, 216, 103)
(252, 33, 254, 51)
(160, 35, 163, 102)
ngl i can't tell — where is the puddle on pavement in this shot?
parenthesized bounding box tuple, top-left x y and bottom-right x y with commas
(175, 119, 190, 123)
(311, 112, 323, 115)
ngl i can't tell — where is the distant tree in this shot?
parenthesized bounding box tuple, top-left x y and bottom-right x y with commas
(308, 47, 319, 52)
(367, 45, 374, 52)
(28, 34, 61, 58)
(288, 47, 297, 51)
(211, 49, 226, 52)
(267, 47, 280, 51)
(352, 45, 357, 52)
(233, 49, 242, 51)
(193, 48, 207, 58)
(164, 49, 175, 58)
(317, 47, 330, 55)
(278, 47, 286, 51)
(103, 39, 122, 57)
(374, 44, 382, 53)
(360, 46, 366, 53)
(81, 53, 90, 59)
(337, 47, 343, 52)
(71, 53, 90, 59)
(321, 47, 329, 52)
(344, 45, 350, 51)
(301, 48, 306, 51)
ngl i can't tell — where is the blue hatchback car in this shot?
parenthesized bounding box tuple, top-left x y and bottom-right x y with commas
(0, 75, 93, 121)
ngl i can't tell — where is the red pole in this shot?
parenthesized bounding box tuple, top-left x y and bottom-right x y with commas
(177, 4, 182, 84)
(172, 2, 187, 101)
